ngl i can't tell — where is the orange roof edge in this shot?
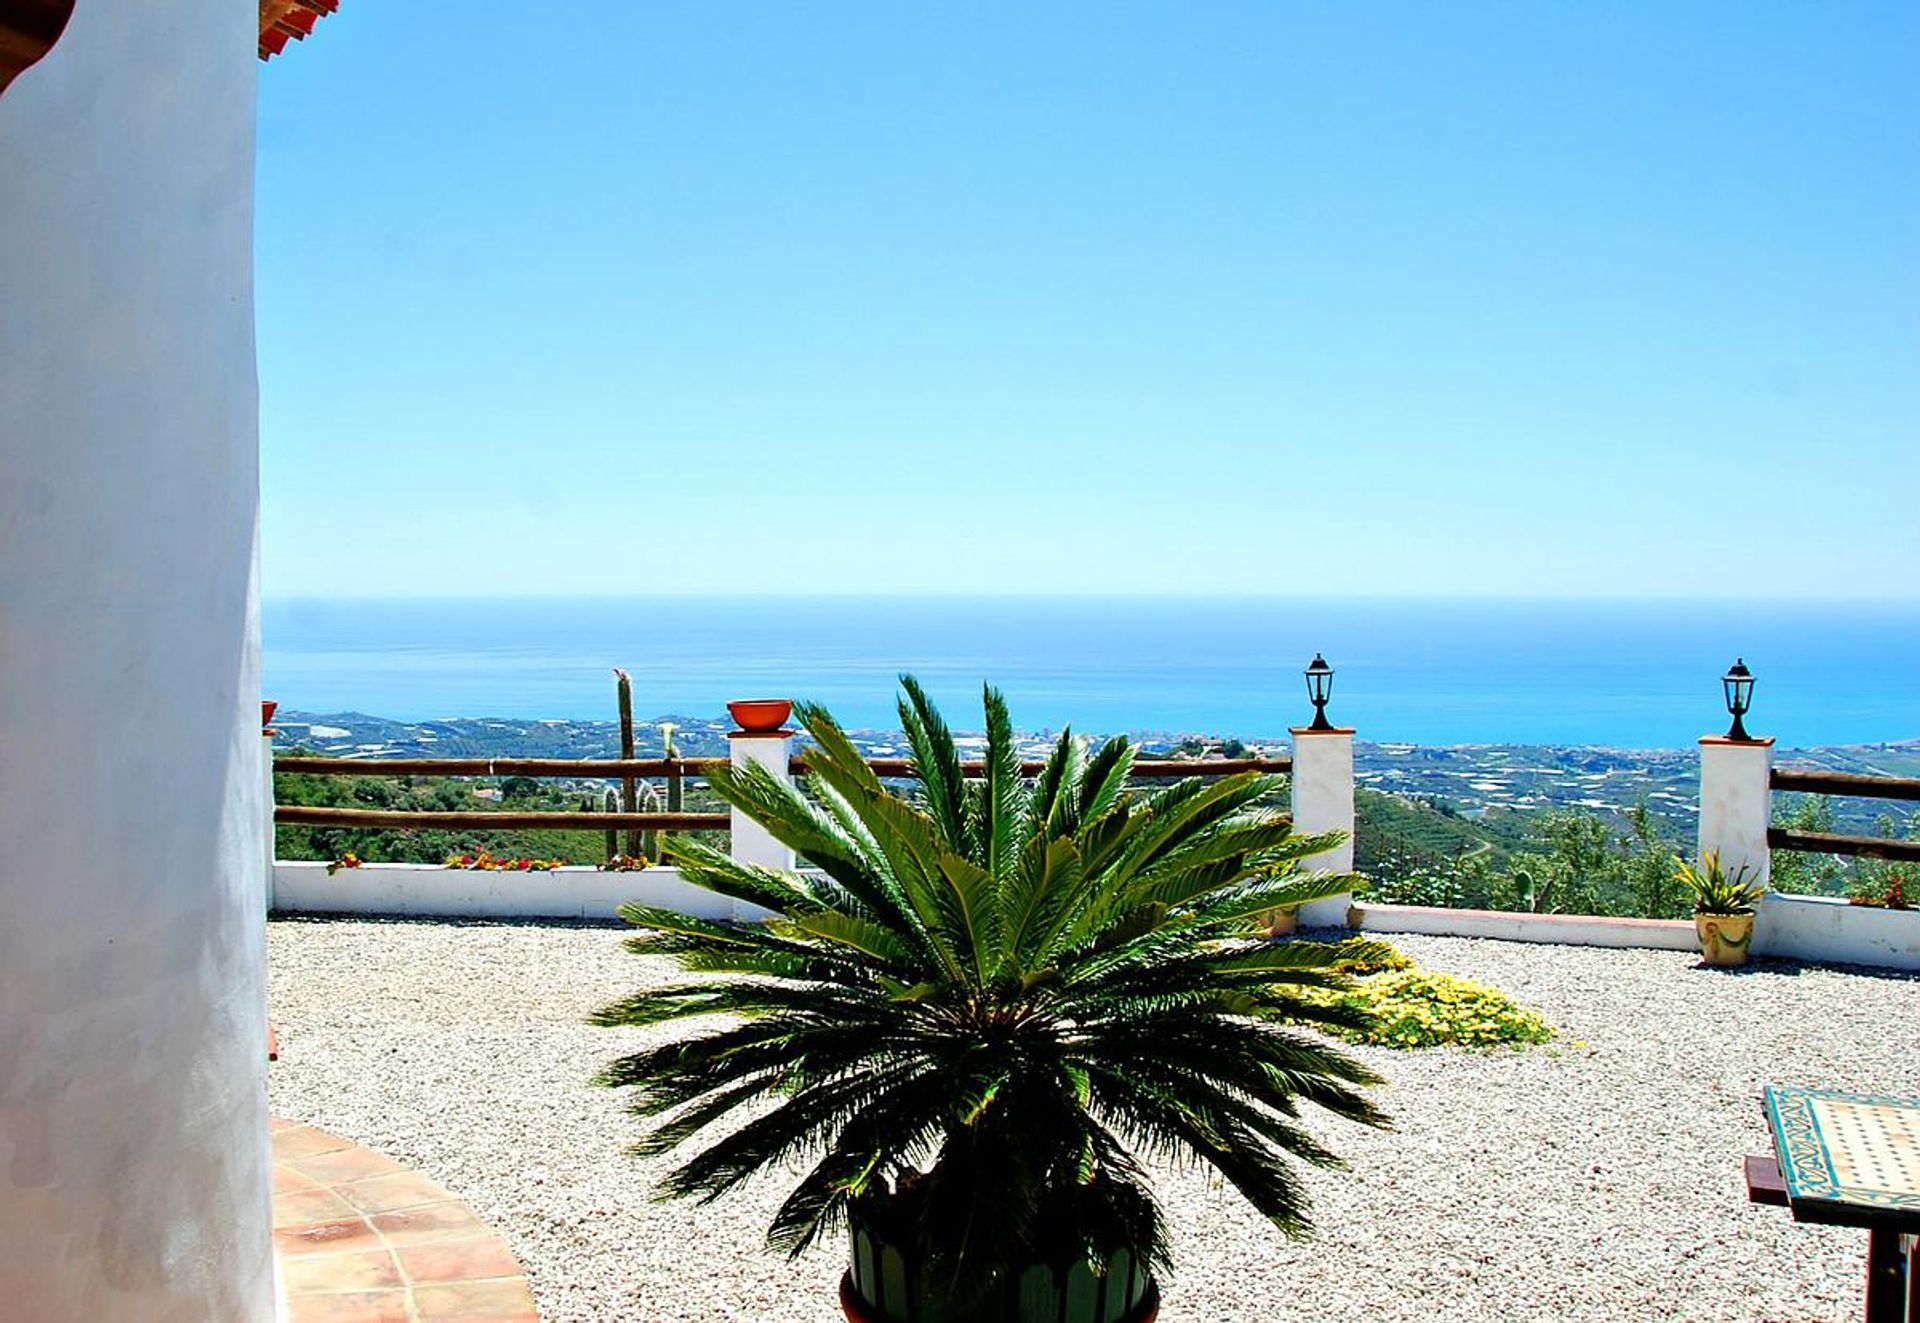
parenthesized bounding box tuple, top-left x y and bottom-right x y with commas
(259, 0, 339, 62)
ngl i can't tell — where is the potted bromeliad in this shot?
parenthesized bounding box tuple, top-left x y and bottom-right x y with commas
(594, 679, 1391, 1322)
(1675, 851, 1765, 967)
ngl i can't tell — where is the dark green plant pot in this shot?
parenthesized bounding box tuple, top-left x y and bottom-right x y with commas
(840, 1227, 1161, 1323)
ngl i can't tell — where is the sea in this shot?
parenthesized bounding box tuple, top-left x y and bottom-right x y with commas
(262, 596, 1920, 751)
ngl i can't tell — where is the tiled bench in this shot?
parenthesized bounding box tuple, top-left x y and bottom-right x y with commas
(273, 1119, 538, 1322)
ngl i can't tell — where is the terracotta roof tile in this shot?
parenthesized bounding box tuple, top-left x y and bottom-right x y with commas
(260, 0, 339, 62)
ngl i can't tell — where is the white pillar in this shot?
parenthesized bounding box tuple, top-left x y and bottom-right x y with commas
(1698, 736, 1774, 891)
(0, 3, 272, 1319)
(1290, 727, 1357, 928)
(264, 728, 278, 910)
(728, 728, 797, 873)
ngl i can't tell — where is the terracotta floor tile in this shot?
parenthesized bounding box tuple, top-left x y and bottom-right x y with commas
(280, 1247, 403, 1295)
(274, 1216, 384, 1259)
(272, 1125, 356, 1161)
(271, 1116, 303, 1133)
(269, 1119, 537, 1319)
(412, 1276, 540, 1321)
(335, 1169, 451, 1215)
(290, 1144, 409, 1185)
(371, 1200, 488, 1247)
(284, 1288, 414, 1323)
(274, 1165, 320, 1195)
(397, 1234, 525, 1284)
(275, 1188, 360, 1226)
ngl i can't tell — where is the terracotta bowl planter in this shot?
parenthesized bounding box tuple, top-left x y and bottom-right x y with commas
(727, 698, 793, 733)
(1695, 911, 1755, 967)
(1263, 906, 1299, 938)
(840, 1273, 1160, 1323)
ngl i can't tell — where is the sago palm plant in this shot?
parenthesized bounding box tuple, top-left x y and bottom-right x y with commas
(593, 680, 1391, 1321)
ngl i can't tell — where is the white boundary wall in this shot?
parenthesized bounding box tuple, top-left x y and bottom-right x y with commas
(1354, 900, 1917, 971)
(1353, 905, 1699, 951)
(272, 868, 1918, 972)
(1752, 892, 1920, 970)
(273, 862, 772, 923)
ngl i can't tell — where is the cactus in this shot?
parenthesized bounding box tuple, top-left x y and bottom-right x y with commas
(603, 787, 620, 864)
(639, 783, 663, 862)
(615, 669, 640, 858)
(660, 721, 683, 861)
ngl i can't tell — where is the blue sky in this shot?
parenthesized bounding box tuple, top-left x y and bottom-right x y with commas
(257, 3, 1918, 599)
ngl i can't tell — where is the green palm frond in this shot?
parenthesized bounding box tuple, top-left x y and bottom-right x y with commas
(898, 674, 969, 850)
(594, 679, 1386, 1310)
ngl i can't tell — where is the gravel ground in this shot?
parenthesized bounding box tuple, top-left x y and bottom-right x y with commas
(267, 917, 1919, 1322)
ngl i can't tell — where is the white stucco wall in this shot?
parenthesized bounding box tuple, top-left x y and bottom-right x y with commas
(1290, 729, 1356, 927)
(0, 3, 272, 1319)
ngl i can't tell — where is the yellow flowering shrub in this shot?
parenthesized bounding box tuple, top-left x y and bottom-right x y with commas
(1323, 936, 1416, 976)
(1323, 970, 1553, 1050)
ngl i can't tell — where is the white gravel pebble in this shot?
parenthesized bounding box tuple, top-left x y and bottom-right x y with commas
(267, 918, 1919, 1322)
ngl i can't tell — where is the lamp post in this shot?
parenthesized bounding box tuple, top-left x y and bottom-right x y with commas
(1699, 657, 1772, 897)
(1289, 652, 1354, 928)
(1304, 653, 1335, 732)
(1722, 658, 1756, 742)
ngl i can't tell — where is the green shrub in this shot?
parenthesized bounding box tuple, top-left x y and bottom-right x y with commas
(1322, 971, 1553, 1050)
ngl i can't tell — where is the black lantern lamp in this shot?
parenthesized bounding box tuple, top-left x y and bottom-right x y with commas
(1304, 653, 1336, 731)
(1722, 658, 1756, 741)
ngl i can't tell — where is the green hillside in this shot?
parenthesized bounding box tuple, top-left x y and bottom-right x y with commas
(1354, 788, 1521, 875)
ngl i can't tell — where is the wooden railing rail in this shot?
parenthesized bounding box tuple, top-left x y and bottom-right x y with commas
(273, 755, 1293, 780)
(271, 753, 1291, 834)
(273, 806, 725, 832)
(1766, 828, 1920, 864)
(1770, 769, 1920, 802)
(276, 756, 722, 778)
(1766, 768, 1920, 861)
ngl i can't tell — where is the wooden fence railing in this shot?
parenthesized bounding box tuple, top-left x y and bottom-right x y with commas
(1766, 767, 1920, 864)
(272, 807, 729, 832)
(271, 753, 1294, 834)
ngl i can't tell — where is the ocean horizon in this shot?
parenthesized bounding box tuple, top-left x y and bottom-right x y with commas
(262, 595, 1920, 750)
